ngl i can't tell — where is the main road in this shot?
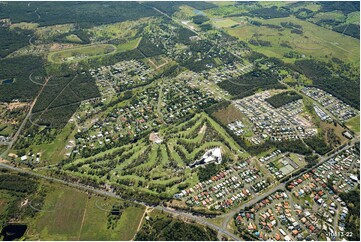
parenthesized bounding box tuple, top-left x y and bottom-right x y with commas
(0, 161, 242, 241)
(1, 76, 51, 158)
(0, 141, 355, 241)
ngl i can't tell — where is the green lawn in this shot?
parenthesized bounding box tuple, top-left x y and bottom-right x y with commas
(113, 206, 145, 240)
(309, 11, 346, 24)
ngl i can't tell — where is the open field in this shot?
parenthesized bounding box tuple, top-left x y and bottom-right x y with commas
(35, 24, 74, 40)
(346, 115, 360, 134)
(116, 37, 141, 51)
(65, 34, 83, 43)
(212, 17, 239, 28)
(21, 122, 77, 165)
(226, 16, 360, 65)
(48, 44, 117, 63)
(10, 22, 39, 30)
(88, 18, 151, 42)
(309, 11, 346, 24)
(346, 11, 360, 24)
(28, 186, 87, 240)
(26, 184, 145, 240)
(320, 121, 349, 145)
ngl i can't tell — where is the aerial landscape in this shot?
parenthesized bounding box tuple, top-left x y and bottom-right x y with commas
(0, 0, 360, 241)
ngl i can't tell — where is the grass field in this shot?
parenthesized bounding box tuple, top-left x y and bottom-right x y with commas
(116, 37, 141, 51)
(88, 18, 151, 41)
(27, 185, 145, 240)
(212, 18, 239, 28)
(35, 24, 74, 40)
(0, 124, 14, 136)
(29, 186, 88, 240)
(48, 44, 117, 63)
(320, 121, 349, 145)
(309, 11, 346, 24)
(26, 123, 77, 165)
(346, 115, 360, 134)
(289, 2, 321, 12)
(346, 11, 360, 24)
(0, 191, 15, 216)
(10, 22, 39, 30)
(65, 34, 83, 43)
(226, 16, 360, 65)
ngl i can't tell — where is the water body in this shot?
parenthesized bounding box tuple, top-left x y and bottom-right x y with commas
(1, 224, 27, 241)
(2, 79, 13, 84)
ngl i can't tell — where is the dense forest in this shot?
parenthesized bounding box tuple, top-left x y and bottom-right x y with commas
(0, 2, 161, 27)
(266, 91, 302, 108)
(291, 59, 360, 109)
(144, 1, 216, 15)
(333, 24, 360, 39)
(137, 37, 164, 58)
(135, 216, 218, 241)
(218, 69, 286, 99)
(30, 69, 100, 128)
(339, 189, 360, 241)
(304, 135, 331, 155)
(0, 28, 31, 58)
(0, 55, 45, 102)
(0, 171, 41, 230)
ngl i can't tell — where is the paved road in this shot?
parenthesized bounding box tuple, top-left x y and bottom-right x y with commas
(219, 142, 355, 231)
(1, 77, 51, 158)
(0, 161, 242, 241)
(156, 206, 243, 241)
